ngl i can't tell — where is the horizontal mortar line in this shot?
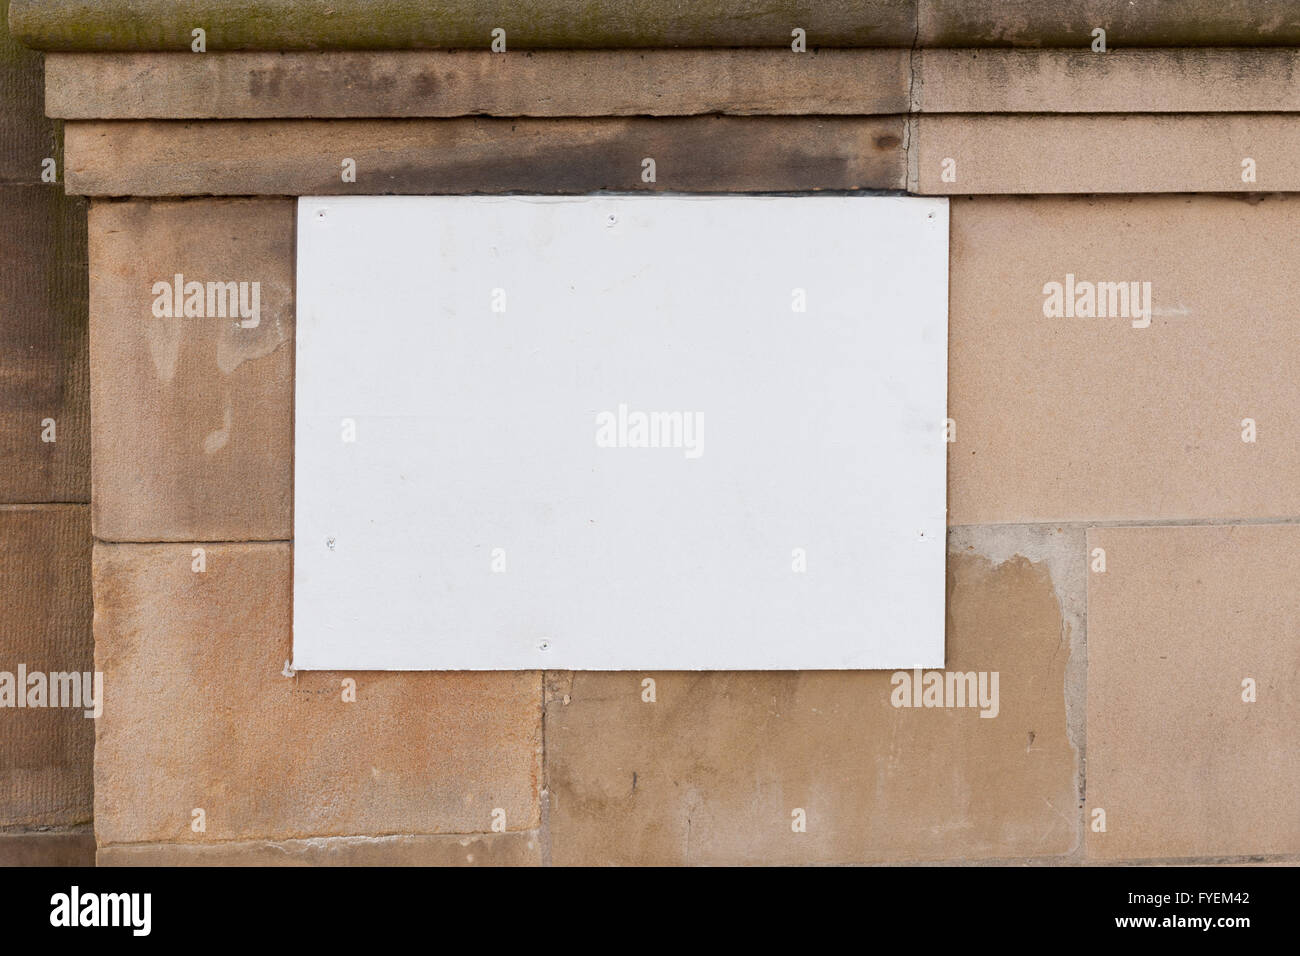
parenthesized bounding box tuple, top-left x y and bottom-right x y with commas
(56, 111, 1300, 119)
(855, 850, 1300, 867)
(65, 113, 913, 121)
(968, 515, 1300, 531)
(948, 515, 1300, 530)
(1084, 853, 1300, 867)
(849, 854, 1078, 867)
(82, 193, 302, 202)
(98, 829, 542, 848)
(64, 189, 1300, 200)
(0, 501, 91, 508)
(93, 537, 292, 545)
(0, 824, 93, 835)
(70, 188, 918, 199)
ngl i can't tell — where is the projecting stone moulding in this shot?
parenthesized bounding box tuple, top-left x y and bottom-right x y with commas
(13, 0, 1300, 51)
(42, 50, 1300, 121)
(62, 117, 906, 196)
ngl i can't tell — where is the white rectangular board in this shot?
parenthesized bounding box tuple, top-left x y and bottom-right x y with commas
(294, 195, 948, 670)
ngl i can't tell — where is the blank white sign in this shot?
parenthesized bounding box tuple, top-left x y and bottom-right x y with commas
(294, 195, 948, 670)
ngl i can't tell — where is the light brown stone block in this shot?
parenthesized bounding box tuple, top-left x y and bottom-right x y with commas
(48, 49, 1300, 121)
(916, 49, 1300, 113)
(92, 541, 541, 846)
(0, 184, 88, 503)
(65, 117, 907, 196)
(0, 505, 93, 827)
(916, 115, 1300, 194)
(98, 831, 540, 866)
(948, 195, 1300, 525)
(1086, 524, 1300, 860)
(45, 50, 911, 119)
(88, 199, 292, 541)
(546, 529, 1080, 865)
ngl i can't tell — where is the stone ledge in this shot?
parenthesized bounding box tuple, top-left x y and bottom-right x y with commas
(43, 49, 1300, 120)
(64, 117, 907, 196)
(44, 50, 911, 119)
(13, 1, 1300, 51)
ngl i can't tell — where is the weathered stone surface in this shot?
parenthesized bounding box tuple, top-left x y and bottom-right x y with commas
(98, 831, 540, 865)
(93, 541, 542, 846)
(1086, 525, 1300, 860)
(917, 0, 1300, 47)
(10, 0, 918, 50)
(915, 115, 1300, 193)
(0, 0, 59, 183)
(46, 49, 911, 119)
(916, 49, 1300, 113)
(547, 529, 1079, 865)
(0, 505, 92, 827)
(14, 0, 1300, 50)
(0, 828, 95, 865)
(45, 49, 1300, 121)
(88, 199, 292, 541)
(0, 184, 88, 503)
(948, 195, 1300, 524)
(65, 117, 907, 196)
(0, 13, 50, 181)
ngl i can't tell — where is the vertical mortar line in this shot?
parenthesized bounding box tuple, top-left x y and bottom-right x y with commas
(904, 0, 921, 193)
(539, 669, 551, 866)
(1074, 525, 1089, 863)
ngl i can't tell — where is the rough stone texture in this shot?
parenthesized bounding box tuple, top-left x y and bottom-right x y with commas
(915, 114, 1300, 194)
(1086, 524, 1300, 860)
(89, 199, 292, 541)
(65, 117, 907, 196)
(46, 49, 911, 118)
(0, 185, 88, 503)
(948, 195, 1300, 525)
(45, 49, 1300, 121)
(10, 0, 918, 50)
(93, 541, 543, 846)
(915, 49, 1300, 113)
(98, 831, 540, 865)
(15, 0, 1300, 50)
(546, 533, 1078, 865)
(0, 828, 95, 865)
(917, 0, 1300, 47)
(0, 505, 93, 827)
(0, 0, 58, 182)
